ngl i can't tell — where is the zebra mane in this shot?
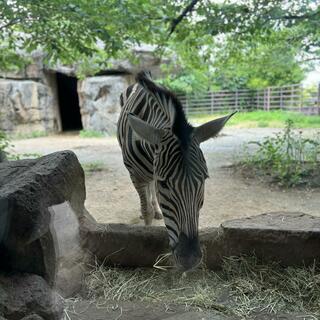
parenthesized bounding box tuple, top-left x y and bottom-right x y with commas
(136, 71, 193, 149)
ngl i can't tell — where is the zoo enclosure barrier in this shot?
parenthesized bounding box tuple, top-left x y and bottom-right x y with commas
(177, 83, 320, 116)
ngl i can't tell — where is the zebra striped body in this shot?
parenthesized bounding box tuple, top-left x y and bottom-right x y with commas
(117, 72, 235, 270)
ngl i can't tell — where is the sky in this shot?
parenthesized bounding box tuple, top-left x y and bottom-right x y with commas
(303, 66, 320, 87)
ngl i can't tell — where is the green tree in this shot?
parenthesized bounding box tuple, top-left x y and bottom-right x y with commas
(0, 0, 319, 89)
(211, 31, 308, 90)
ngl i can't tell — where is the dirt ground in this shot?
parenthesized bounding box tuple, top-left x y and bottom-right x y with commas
(12, 128, 320, 228)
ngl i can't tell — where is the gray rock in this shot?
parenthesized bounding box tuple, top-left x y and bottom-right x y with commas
(0, 51, 44, 80)
(0, 68, 27, 80)
(0, 150, 7, 163)
(77, 75, 132, 134)
(217, 212, 320, 267)
(0, 151, 88, 296)
(0, 273, 63, 320)
(0, 79, 57, 134)
(110, 45, 164, 77)
(21, 314, 44, 320)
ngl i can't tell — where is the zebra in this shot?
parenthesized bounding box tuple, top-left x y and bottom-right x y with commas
(117, 71, 236, 271)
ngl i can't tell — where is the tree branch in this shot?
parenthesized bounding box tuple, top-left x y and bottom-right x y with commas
(169, 0, 199, 37)
(298, 57, 320, 63)
(0, 17, 21, 32)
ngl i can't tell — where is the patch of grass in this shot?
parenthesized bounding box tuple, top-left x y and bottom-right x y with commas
(79, 130, 105, 138)
(239, 120, 320, 187)
(83, 256, 320, 318)
(189, 110, 320, 128)
(12, 131, 48, 139)
(81, 161, 106, 173)
(9, 152, 43, 160)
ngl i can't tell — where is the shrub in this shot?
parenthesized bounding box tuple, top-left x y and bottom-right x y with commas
(0, 130, 10, 158)
(241, 120, 320, 187)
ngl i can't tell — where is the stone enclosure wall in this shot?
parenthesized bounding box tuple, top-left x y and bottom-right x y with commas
(0, 47, 162, 135)
(1, 150, 320, 319)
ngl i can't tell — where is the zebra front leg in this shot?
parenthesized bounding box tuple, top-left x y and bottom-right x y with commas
(151, 180, 163, 220)
(134, 182, 154, 226)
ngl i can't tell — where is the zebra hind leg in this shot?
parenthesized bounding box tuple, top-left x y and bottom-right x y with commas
(151, 180, 163, 220)
(134, 182, 155, 226)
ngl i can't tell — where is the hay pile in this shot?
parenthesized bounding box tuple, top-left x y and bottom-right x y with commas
(82, 256, 320, 318)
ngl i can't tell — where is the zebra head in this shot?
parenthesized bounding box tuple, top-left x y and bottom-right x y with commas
(128, 112, 235, 271)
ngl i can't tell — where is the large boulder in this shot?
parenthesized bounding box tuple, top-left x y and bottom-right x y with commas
(0, 79, 57, 134)
(0, 273, 63, 320)
(0, 150, 88, 296)
(77, 75, 132, 134)
(0, 51, 44, 81)
(110, 45, 164, 77)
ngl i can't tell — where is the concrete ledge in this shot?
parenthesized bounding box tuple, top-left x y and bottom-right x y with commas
(218, 212, 320, 266)
(80, 212, 169, 267)
(81, 212, 320, 269)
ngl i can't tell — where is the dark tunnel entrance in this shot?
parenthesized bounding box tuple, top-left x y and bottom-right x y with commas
(56, 73, 83, 131)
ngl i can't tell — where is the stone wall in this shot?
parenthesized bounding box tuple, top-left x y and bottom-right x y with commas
(0, 79, 58, 134)
(78, 75, 134, 134)
(0, 46, 163, 135)
(0, 73, 132, 135)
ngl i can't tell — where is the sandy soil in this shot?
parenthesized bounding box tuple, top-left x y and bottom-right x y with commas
(12, 128, 320, 228)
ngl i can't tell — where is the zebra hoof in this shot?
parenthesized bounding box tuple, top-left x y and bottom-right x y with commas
(154, 212, 163, 220)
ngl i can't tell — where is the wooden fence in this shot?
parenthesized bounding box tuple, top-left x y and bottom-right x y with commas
(177, 83, 320, 116)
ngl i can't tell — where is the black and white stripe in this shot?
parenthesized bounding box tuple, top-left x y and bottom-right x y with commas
(117, 71, 235, 270)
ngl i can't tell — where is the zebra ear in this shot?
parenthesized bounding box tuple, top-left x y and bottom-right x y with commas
(194, 111, 237, 143)
(128, 113, 165, 145)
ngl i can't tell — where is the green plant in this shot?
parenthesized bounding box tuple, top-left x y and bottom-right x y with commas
(241, 120, 320, 187)
(12, 131, 48, 140)
(189, 110, 320, 128)
(9, 152, 43, 160)
(0, 131, 10, 152)
(81, 161, 105, 173)
(0, 130, 11, 160)
(79, 130, 105, 138)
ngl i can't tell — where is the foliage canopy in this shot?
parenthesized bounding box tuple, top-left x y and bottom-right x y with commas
(0, 0, 319, 89)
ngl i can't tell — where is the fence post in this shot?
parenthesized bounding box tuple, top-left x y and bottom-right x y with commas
(300, 84, 303, 113)
(318, 82, 320, 115)
(185, 95, 189, 115)
(211, 92, 214, 114)
(235, 90, 239, 111)
(280, 87, 283, 110)
(266, 87, 271, 111)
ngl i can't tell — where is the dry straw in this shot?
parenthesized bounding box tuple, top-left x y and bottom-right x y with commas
(65, 255, 320, 319)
